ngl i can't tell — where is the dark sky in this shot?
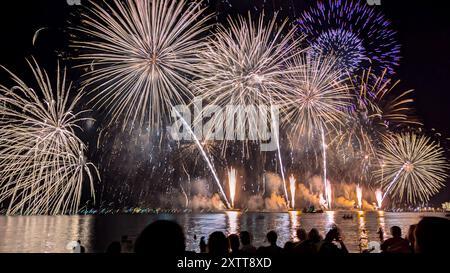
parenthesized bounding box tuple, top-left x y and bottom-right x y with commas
(0, 0, 449, 204)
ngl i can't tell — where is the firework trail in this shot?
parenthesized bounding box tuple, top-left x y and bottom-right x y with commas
(297, 0, 400, 76)
(73, 0, 211, 131)
(375, 189, 383, 209)
(375, 132, 449, 204)
(228, 168, 237, 208)
(356, 184, 363, 209)
(173, 108, 231, 209)
(0, 59, 99, 215)
(289, 175, 296, 209)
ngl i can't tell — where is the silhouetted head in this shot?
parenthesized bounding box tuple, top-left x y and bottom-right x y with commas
(240, 231, 252, 246)
(390, 226, 402, 238)
(134, 220, 185, 255)
(284, 241, 295, 253)
(77, 240, 81, 244)
(296, 228, 307, 242)
(106, 242, 121, 254)
(325, 228, 339, 242)
(199, 236, 207, 253)
(407, 224, 417, 245)
(266, 231, 278, 246)
(208, 232, 229, 256)
(415, 217, 450, 254)
(308, 228, 321, 243)
(228, 234, 240, 253)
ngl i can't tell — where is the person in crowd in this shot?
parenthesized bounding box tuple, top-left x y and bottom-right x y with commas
(319, 227, 348, 254)
(199, 236, 207, 253)
(406, 224, 417, 253)
(380, 226, 411, 253)
(296, 228, 307, 246)
(257, 231, 283, 256)
(377, 227, 385, 242)
(76, 240, 86, 253)
(134, 220, 186, 256)
(294, 228, 322, 254)
(208, 231, 229, 256)
(120, 235, 133, 253)
(359, 229, 369, 253)
(414, 217, 450, 254)
(283, 241, 295, 254)
(239, 231, 257, 255)
(106, 241, 122, 254)
(228, 234, 241, 255)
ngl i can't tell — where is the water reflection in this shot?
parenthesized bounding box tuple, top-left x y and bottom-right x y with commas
(225, 211, 239, 235)
(325, 211, 336, 230)
(289, 211, 300, 241)
(0, 212, 442, 253)
(0, 216, 94, 253)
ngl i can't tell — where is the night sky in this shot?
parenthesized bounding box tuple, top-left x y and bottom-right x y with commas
(0, 0, 449, 204)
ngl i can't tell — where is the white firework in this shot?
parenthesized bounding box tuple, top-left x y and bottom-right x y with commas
(0, 58, 99, 215)
(375, 132, 449, 204)
(73, 0, 211, 131)
(281, 55, 351, 141)
(194, 13, 303, 107)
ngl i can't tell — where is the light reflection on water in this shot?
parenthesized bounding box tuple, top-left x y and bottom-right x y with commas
(0, 212, 445, 253)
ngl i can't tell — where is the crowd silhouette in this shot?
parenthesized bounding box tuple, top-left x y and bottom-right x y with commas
(100, 217, 450, 255)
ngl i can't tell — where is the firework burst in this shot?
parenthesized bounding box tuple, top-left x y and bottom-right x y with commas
(281, 55, 351, 142)
(73, 0, 211, 131)
(193, 13, 303, 142)
(0, 59, 99, 215)
(334, 69, 420, 164)
(297, 0, 400, 76)
(374, 132, 449, 204)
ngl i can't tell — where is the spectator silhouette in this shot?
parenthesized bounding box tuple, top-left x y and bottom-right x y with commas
(134, 220, 185, 256)
(106, 242, 122, 254)
(240, 231, 257, 255)
(208, 232, 229, 256)
(406, 224, 417, 253)
(77, 240, 86, 253)
(414, 217, 450, 254)
(257, 231, 283, 256)
(228, 234, 241, 255)
(380, 226, 411, 253)
(284, 241, 295, 254)
(294, 228, 322, 254)
(296, 228, 307, 245)
(199, 236, 207, 253)
(319, 227, 348, 254)
(377, 227, 385, 242)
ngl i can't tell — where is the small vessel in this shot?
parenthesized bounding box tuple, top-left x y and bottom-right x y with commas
(302, 206, 324, 214)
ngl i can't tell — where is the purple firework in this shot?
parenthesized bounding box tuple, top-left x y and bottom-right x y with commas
(297, 0, 400, 76)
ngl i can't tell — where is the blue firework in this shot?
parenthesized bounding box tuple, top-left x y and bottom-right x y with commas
(297, 0, 400, 76)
